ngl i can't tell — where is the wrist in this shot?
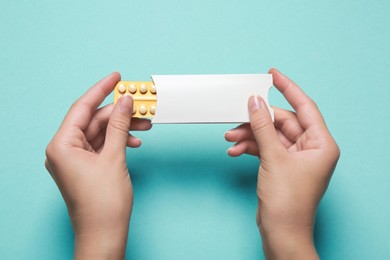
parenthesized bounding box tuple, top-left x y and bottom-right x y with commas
(68, 189, 133, 259)
(74, 225, 129, 260)
(259, 224, 318, 260)
(72, 209, 131, 260)
(257, 205, 318, 259)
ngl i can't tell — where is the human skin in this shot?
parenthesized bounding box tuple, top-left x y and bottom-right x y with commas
(225, 68, 340, 259)
(45, 69, 339, 259)
(45, 72, 152, 259)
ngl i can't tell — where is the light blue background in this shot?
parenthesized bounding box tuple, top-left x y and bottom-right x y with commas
(1, 1, 389, 259)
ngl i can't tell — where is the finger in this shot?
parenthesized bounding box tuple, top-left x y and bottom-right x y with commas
(225, 123, 255, 143)
(248, 95, 286, 158)
(85, 104, 114, 141)
(275, 129, 294, 149)
(273, 107, 304, 143)
(130, 118, 153, 131)
(103, 95, 134, 157)
(85, 106, 152, 142)
(62, 72, 121, 131)
(89, 128, 107, 153)
(269, 68, 325, 129)
(127, 134, 142, 148)
(227, 139, 259, 157)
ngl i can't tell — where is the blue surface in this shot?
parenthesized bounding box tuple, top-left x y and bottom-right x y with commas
(1, 1, 389, 259)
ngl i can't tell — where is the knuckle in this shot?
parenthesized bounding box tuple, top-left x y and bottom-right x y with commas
(301, 98, 318, 112)
(325, 137, 341, 162)
(70, 98, 82, 110)
(45, 140, 62, 165)
(304, 100, 314, 109)
(251, 114, 273, 135)
(71, 99, 93, 116)
(108, 116, 130, 135)
(310, 98, 318, 108)
(96, 116, 108, 131)
(45, 142, 55, 160)
(333, 142, 341, 160)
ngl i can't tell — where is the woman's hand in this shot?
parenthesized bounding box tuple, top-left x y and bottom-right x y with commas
(225, 68, 340, 259)
(45, 72, 152, 259)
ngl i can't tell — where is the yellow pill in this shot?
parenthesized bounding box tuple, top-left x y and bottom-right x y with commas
(150, 85, 156, 94)
(139, 84, 147, 94)
(139, 105, 147, 115)
(150, 105, 156, 115)
(118, 84, 126, 94)
(129, 84, 137, 94)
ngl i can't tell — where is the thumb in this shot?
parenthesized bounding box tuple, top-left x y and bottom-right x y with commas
(103, 95, 134, 156)
(248, 95, 284, 158)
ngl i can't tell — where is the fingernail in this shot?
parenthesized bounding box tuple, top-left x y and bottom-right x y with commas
(119, 95, 133, 114)
(249, 95, 262, 112)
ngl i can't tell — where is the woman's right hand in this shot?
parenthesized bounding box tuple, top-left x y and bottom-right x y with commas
(225, 68, 340, 259)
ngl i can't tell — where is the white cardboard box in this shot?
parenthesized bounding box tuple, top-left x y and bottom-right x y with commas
(151, 74, 273, 124)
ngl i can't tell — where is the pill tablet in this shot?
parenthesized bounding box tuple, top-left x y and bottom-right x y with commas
(139, 84, 147, 94)
(150, 85, 156, 94)
(118, 84, 126, 94)
(139, 105, 147, 115)
(129, 84, 137, 94)
(150, 105, 156, 115)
